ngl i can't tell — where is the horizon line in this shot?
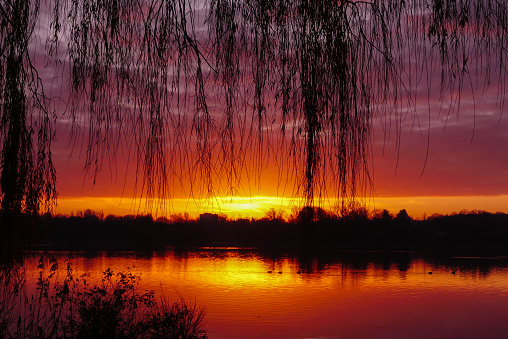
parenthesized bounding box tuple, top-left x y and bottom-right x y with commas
(52, 194, 508, 220)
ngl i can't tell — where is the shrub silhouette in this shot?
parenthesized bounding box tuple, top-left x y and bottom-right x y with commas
(0, 256, 207, 338)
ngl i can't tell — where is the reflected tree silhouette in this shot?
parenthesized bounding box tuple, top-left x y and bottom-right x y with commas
(0, 0, 507, 222)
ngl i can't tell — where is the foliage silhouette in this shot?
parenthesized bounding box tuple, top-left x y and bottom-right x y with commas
(0, 256, 207, 338)
(0, 0, 507, 219)
(28, 208, 508, 251)
(0, 0, 57, 220)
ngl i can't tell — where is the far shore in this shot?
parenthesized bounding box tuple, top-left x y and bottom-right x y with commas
(6, 207, 508, 253)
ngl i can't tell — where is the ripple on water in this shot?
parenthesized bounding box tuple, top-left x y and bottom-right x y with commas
(21, 249, 508, 338)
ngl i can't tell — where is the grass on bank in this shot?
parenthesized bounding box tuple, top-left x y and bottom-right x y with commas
(0, 255, 207, 338)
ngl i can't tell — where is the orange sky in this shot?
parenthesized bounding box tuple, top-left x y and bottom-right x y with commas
(51, 82, 508, 219)
(54, 195, 508, 220)
(36, 4, 508, 220)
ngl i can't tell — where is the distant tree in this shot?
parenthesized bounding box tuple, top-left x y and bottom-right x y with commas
(82, 209, 104, 220)
(295, 206, 333, 224)
(265, 208, 285, 221)
(218, 213, 228, 223)
(341, 203, 369, 222)
(0, 0, 507, 221)
(170, 213, 186, 223)
(155, 216, 170, 224)
(396, 209, 411, 221)
(372, 209, 393, 222)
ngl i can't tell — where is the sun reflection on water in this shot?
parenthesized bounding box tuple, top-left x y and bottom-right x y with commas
(22, 250, 508, 338)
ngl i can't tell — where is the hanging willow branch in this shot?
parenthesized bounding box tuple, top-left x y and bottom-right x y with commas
(0, 0, 506, 216)
(0, 0, 56, 218)
(206, 0, 508, 208)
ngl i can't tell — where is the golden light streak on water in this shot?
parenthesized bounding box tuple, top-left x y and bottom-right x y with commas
(22, 250, 508, 338)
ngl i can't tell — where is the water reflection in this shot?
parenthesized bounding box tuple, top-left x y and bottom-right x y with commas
(20, 249, 508, 338)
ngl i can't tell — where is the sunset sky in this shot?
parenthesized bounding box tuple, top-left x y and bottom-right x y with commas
(52, 82, 508, 219)
(31, 2, 508, 220)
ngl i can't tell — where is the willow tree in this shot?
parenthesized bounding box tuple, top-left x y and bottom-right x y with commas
(0, 0, 507, 217)
(0, 0, 56, 220)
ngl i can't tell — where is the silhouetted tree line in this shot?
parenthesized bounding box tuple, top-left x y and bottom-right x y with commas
(24, 208, 508, 250)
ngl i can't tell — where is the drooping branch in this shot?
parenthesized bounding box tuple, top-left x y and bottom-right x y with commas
(206, 0, 508, 208)
(0, 0, 506, 217)
(0, 0, 56, 218)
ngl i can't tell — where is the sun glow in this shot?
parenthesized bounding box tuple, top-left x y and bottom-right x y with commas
(196, 196, 304, 219)
(55, 196, 303, 219)
(54, 195, 508, 219)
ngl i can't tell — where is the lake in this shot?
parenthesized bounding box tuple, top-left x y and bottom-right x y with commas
(20, 248, 508, 338)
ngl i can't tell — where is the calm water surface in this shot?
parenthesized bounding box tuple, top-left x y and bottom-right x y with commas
(23, 249, 508, 338)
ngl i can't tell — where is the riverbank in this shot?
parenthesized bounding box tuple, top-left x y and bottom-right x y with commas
(9, 208, 508, 252)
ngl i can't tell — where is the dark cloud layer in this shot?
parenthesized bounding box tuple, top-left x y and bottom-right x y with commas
(372, 88, 508, 197)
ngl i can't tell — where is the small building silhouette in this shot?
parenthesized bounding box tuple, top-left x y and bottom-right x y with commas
(199, 213, 219, 224)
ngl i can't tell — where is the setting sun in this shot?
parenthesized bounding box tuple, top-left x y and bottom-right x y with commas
(55, 194, 508, 220)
